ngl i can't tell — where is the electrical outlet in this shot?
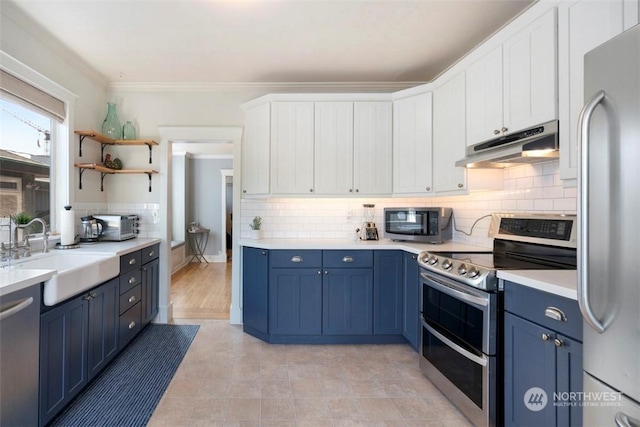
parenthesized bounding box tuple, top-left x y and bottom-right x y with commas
(152, 209, 159, 224)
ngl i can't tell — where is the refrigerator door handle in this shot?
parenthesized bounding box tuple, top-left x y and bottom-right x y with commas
(577, 89, 607, 334)
(615, 412, 640, 427)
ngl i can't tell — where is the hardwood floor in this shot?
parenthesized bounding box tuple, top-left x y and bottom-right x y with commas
(171, 260, 232, 319)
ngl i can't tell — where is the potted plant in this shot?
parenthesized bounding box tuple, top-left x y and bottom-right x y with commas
(248, 216, 262, 240)
(11, 211, 32, 242)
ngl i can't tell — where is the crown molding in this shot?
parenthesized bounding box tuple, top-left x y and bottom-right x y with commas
(108, 81, 425, 93)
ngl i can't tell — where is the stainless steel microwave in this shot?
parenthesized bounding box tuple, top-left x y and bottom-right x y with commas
(383, 208, 453, 243)
(93, 214, 138, 241)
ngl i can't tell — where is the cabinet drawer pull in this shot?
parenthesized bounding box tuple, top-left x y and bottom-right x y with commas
(129, 258, 136, 265)
(148, 250, 155, 257)
(554, 338, 565, 347)
(291, 256, 303, 263)
(129, 277, 136, 285)
(544, 307, 567, 322)
(128, 321, 136, 330)
(128, 295, 136, 303)
(541, 333, 551, 341)
(342, 256, 354, 263)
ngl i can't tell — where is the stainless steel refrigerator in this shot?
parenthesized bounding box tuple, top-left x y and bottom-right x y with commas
(578, 24, 640, 426)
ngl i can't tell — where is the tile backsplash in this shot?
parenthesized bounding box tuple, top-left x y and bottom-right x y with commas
(68, 202, 161, 239)
(241, 160, 576, 249)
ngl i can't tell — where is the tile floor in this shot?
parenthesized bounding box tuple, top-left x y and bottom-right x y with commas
(148, 319, 474, 427)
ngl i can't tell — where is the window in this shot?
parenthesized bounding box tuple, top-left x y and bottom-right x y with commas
(0, 97, 54, 232)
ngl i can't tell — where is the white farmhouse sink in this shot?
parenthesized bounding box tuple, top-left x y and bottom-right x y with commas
(11, 253, 120, 306)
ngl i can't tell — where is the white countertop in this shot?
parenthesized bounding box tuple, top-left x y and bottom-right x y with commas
(239, 238, 490, 254)
(0, 238, 161, 298)
(498, 270, 578, 300)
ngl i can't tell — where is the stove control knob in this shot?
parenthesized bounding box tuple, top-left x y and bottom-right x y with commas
(468, 267, 480, 278)
(442, 259, 452, 270)
(457, 264, 467, 276)
(428, 255, 438, 265)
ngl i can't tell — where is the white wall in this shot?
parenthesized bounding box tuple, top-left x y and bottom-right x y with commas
(240, 160, 576, 249)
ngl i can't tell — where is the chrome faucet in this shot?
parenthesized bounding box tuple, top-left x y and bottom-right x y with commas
(15, 218, 49, 254)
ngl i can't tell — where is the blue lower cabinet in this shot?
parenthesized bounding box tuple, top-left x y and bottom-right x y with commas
(402, 252, 420, 350)
(39, 294, 89, 426)
(242, 247, 269, 336)
(269, 268, 323, 335)
(141, 257, 160, 325)
(504, 282, 583, 427)
(323, 268, 373, 335)
(87, 278, 119, 381)
(373, 251, 403, 335)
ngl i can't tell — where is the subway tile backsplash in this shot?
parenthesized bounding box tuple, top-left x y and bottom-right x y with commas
(240, 160, 576, 249)
(69, 202, 161, 239)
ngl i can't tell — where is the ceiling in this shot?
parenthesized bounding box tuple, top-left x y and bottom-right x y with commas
(5, 0, 534, 85)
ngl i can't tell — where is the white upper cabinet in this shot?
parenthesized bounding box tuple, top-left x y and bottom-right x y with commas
(270, 102, 315, 194)
(558, 0, 632, 181)
(314, 102, 354, 195)
(433, 72, 467, 193)
(353, 102, 393, 195)
(503, 8, 557, 133)
(466, 46, 504, 146)
(242, 103, 271, 196)
(466, 8, 557, 147)
(393, 92, 433, 194)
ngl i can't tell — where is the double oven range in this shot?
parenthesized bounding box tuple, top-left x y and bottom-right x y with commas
(417, 213, 577, 427)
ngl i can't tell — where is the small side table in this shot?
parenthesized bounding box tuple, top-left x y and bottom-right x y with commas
(188, 227, 210, 263)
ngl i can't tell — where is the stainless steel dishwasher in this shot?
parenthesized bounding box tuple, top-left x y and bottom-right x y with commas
(1, 284, 41, 426)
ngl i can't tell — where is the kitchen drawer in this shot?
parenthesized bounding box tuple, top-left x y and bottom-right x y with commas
(504, 281, 582, 341)
(270, 250, 322, 268)
(119, 284, 141, 315)
(323, 250, 373, 268)
(120, 250, 142, 274)
(141, 243, 160, 264)
(119, 302, 142, 350)
(119, 269, 142, 294)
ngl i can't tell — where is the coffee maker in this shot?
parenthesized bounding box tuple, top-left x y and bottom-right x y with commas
(361, 204, 379, 241)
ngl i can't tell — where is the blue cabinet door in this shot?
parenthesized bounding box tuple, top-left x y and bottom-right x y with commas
(243, 247, 269, 335)
(323, 268, 373, 335)
(373, 250, 403, 335)
(269, 268, 322, 335)
(142, 257, 160, 325)
(39, 295, 89, 426)
(87, 278, 119, 381)
(556, 335, 583, 427)
(402, 252, 420, 350)
(504, 312, 556, 427)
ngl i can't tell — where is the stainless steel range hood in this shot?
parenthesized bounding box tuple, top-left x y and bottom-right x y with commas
(455, 120, 559, 168)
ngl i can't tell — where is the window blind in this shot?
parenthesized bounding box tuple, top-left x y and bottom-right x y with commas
(0, 70, 65, 122)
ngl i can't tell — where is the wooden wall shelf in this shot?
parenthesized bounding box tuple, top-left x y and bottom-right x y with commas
(74, 163, 158, 192)
(74, 130, 158, 163)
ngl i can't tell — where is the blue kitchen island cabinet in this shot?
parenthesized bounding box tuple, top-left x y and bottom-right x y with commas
(373, 250, 403, 335)
(504, 282, 583, 427)
(242, 247, 269, 338)
(402, 251, 420, 351)
(39, 277, 119, 426)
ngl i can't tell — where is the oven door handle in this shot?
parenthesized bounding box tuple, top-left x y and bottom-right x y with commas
(424, 322, 488, 367)
(420, 271, 489, 308)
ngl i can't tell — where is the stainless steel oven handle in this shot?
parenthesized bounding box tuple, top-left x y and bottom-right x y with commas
(420, 271, 488, 308)
(424, 322, 488, 367)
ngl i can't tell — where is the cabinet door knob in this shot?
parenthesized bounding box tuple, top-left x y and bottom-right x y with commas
(355, 189, 359, 193)
(128, 295, 137, 303)
(458, 183, 464, 188)
(501, 127, 508, 133)
(554, 339, 565, 347)
(129, 258, 136, 265)
(129, 277, 136, 284)
(128, 321, 136, 330)
(243, 189, 247, 193)
(261, 251, 266, 256)
(148, 250, 155, 257)
(309, 189, 314, 192)
(349, 189, 353, 192)
(541, 333, 551, 341)
(291, 256, 303, 263)
(317, 270, 322, 275)
(324, 270, 328, 275)
(426, 187, 431, 191)
(494, 129, 500, 135)
(544, 307, 567, 322)
(412, 255, 417, 260)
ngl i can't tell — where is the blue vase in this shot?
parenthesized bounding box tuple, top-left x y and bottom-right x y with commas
(101, 102, 122, 140)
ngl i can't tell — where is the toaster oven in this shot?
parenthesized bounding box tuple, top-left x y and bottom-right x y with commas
(93, 214, 138, 241)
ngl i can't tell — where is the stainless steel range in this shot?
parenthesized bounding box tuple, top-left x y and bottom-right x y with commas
(417, 213, 577, 427)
